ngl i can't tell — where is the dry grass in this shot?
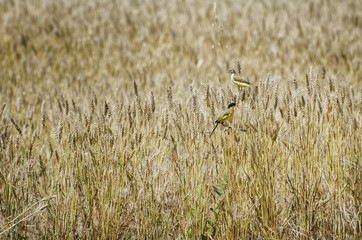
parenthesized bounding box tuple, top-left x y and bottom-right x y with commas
(0, 0, 361, 239)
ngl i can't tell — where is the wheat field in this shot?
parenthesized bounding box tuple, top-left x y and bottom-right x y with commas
(0, 0, 361, 239)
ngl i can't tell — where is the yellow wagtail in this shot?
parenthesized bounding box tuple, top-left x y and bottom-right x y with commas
(229, 69, 251, 88)
(210, 102, 236, 136)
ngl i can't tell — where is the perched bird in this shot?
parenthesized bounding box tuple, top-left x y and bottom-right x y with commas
(229, 69, 251, 88)
(210, 102, 236, 136)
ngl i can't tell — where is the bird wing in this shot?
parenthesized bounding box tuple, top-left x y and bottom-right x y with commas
(216, 108, 231, 123)
(234, 75, 249, 82)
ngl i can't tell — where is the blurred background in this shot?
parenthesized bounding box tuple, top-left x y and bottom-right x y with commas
(1, 0, 361, 103)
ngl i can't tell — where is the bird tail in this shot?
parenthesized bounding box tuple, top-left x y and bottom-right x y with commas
(210, 123, 219, 136)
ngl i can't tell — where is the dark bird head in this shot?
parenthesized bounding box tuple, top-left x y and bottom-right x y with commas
(227, 102, 236, 108)
(229, 69, 236, 74)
